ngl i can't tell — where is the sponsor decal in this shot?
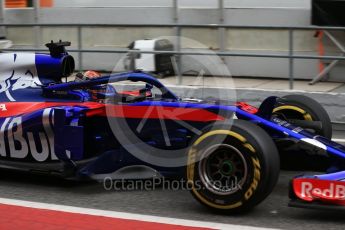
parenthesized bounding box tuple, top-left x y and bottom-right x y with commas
(292, 127, 303, 133)
(0, 104, 7, 111)
(0, 53, 41, 102)
(272, 117, 289, 127)
(293, 178, 345, 205)
(0, 108, 64, 162)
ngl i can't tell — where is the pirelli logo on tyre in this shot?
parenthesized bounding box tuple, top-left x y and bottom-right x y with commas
(245, 157, 261, 200)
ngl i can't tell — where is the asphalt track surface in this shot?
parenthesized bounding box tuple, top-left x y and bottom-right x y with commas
(1, 170, 345, 230)
(0, 132, 345, 230)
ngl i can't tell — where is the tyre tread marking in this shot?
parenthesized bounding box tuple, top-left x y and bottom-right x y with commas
(273, 105, 313, 121)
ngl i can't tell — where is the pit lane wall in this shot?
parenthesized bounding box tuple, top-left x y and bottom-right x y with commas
(3, 1, 345, 81)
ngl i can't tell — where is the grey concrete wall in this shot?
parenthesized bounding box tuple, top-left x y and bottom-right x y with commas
(53, 0, 311, 9)
(3, 5, 345, 81)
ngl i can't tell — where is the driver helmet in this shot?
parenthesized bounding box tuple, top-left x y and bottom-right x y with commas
(75, 70, 101, 82)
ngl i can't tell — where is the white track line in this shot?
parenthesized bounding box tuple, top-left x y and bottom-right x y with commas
(0, 197, 278, 230)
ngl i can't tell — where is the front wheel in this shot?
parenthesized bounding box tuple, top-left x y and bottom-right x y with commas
(273, 94, 332, 138)
(187, 120, 280, 213)
(273, 94, 332, 170)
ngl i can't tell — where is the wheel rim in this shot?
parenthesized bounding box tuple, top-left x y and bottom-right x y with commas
(199, 144, 248, 196)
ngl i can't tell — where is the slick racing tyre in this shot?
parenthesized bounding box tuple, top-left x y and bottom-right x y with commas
(273, 94, 332, 139)
(273, 94, 332, 171)
(187, 120, 280, 213)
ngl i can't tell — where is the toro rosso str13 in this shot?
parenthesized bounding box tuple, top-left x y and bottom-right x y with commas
(0, 41, 344, 213)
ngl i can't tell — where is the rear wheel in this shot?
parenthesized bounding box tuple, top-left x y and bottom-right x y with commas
(187, 120, 280, 213)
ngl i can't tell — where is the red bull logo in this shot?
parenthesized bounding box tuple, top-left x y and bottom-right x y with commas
(293, 178, 345, 205)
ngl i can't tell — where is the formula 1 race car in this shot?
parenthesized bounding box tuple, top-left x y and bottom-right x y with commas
(0, 41, 344, 213)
